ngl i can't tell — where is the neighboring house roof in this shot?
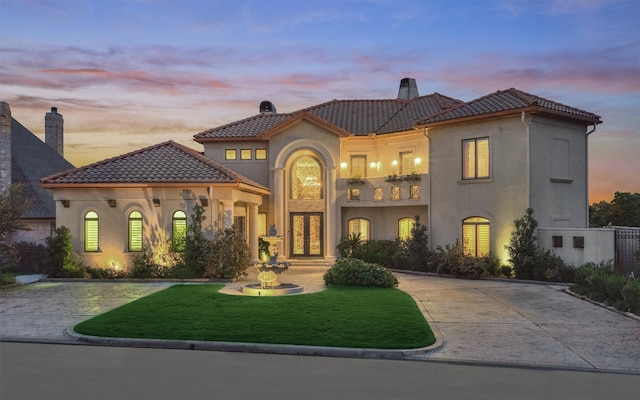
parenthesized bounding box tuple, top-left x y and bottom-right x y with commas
(417, 88, 602, 126)
(40, 140, 269, 193)
(194, 93, 464, 142)
(11, 118, 75, 219)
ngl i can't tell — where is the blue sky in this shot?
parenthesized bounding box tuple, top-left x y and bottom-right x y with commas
(1, 0, 638, 202)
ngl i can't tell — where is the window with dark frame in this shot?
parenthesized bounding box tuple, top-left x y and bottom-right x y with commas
(225, 149, 237, 160)
(552, 236, 563, 248)
(255, 149, 267, 160)
(573, 236, 585, 248)
(462, 137, 490, 179)
(240, 149, 252, 160)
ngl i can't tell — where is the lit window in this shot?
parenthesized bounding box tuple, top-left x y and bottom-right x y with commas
(374, 187, 383, 201)
(240, 149, 252, 160)
(348, 188, 360, 201)
(391, 186, 401, 200)
(463, 217, 490, 257)
(290, 155, 322, 200)
(463, 138, 489, 179)
(398, 217, 415, 241)
(348, 218, 370, 242)
(84, 211, 99, 252)
(258, 212, 267, 236)
(400, 151, 414, 175)
(128, 211, 143, 252)
(172, 210, 187, 252)
(350, 155, 367, 178)
(410, 185, 420, 199)
(225, 149, 237, 160)
(255, 149, 267, 160)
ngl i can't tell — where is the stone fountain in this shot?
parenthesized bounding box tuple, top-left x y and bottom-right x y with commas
(241, 225, 303, 296)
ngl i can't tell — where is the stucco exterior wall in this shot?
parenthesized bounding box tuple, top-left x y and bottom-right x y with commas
(528, 115, 588, 228)
(202, 140, 270, 187)
(537, 228, 615, 267)
(51, 186, 262, 268)
(428, 116, 531, 263)
(341, 205, 427, 241)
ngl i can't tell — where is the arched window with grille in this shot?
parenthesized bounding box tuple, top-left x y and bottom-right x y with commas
(172, 210, 187, 252)
(84, 211, 99, 252)
(463, 217, 490, 257)
(128, 211, 143, 252)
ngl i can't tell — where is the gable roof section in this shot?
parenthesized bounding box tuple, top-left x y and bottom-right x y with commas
(417, 88, 602, 126)
(41, 140, 269, 193)
(194, 93, 465, 142)
(11, 118, 75, 218)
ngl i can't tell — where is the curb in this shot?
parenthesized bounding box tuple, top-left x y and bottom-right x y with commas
(63, 328, 444, 360)
(564, 289, 640, 322)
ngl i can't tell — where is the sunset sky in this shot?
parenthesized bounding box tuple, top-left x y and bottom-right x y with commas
(1, 0, 638, 203)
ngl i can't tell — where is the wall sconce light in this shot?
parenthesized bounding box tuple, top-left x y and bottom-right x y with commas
(414, 157, 422, 165)
(61, 200, 70, 208)
(199, 196, 209, 207)
(340, 162, 348, 169)
(391, 160, 398, 167)
(152, 198, 161, 207)
(369, 162, 377, 169)
(107, 199, 117, 207)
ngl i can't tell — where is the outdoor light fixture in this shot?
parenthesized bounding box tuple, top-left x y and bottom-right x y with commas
(199, 196, 209, 207)
(369, 162, 377, 169)
(415, 157, 422, 165)
(340, 162, 348, 169)
(392, 160, 398, 167)
(107, 199, 117, 207)
(61, 200, 70, 208)
(152, 198, 161, 207)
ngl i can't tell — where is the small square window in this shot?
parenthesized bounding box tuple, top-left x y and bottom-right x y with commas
(240, 149, 252, 160)
(374, 188, 383, 201)
(552, 236, 563, 248)
(255, 149, 267, 160)
(225, 149, 237, 160)
(348, 188, 360, 201)
(573, 236, 584, 248)
(391, 186, 400, 200)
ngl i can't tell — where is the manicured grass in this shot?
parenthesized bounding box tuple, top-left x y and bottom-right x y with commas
(74, 284, 435, 349)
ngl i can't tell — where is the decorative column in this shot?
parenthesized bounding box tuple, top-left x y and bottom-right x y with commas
(272, 167, 285, 240)
(249, 202, 259, 263)
(326, 167, 337, 260)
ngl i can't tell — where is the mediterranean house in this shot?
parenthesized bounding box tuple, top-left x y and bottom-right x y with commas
(40, 79, 602, 269)
(0, 102, 74, 245)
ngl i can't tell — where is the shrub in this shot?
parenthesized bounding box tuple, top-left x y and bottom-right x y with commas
(44, 226, 83, 277)
(337, 233, 365, 257)
(351, 239, 404, 268)
(130, 251, 170, 279)
(405, 216, 432, 271)
(571, 261, 639, 314)
(323, 257, 398, 288)
(204, 227, 251, 280)
(432, 240, 499, 278)
(621, 280, 640, 315)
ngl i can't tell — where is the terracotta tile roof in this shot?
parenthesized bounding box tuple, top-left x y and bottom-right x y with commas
(418, 88, 602, 125)
(40, 140, 267, 191)
(194, 93, 465, 141)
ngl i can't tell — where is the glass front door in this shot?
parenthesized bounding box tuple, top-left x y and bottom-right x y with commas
(290, 212, 323, 257)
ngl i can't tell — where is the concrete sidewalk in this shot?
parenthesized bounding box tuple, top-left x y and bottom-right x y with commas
(1, 269, 639, 374)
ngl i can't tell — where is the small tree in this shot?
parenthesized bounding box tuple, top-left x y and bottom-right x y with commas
(406, 215, 432, 271)
(182, 202, 208, 277)
(337, 232, 364, 257)
(44, 226, 76, 277)
(204, 227, 250, 280)
(506, 208, 539, 280)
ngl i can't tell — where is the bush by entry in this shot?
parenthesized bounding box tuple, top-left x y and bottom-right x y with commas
(74, 284, 435, 350)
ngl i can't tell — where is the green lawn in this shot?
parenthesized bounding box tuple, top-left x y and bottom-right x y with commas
(74, 284, 435, 349)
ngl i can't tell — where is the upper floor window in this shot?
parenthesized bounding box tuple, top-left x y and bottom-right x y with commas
(399, 151, 414, 175)
(348, 218, 370, 242)
(290, 155, 323, 200)
(350, 155, 367, 178)
(225, 149, 237, 160)
(172, 210, 187, 252)
(348, 188, 360, 201)
(240, 149, 252, 160)
(255, 149, 267, 160)
(398, 217, 415, 241)
(462, 138, 489, 179)
(463, 217, 490, 257)
(84, 211, 99, 252)
(128, 211, 143, 252)
(374, 187, 383, 201)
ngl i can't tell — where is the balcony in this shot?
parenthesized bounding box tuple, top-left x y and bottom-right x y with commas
(338, 174, 429, 207)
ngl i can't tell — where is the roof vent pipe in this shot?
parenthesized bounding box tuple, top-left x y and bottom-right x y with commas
(259, 101, 277, 114)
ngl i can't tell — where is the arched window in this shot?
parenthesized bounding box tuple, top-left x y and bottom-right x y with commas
(290, 155, 323, 200)
(398, 217, 415, 241)
(463, 217, 490, 257)
(348, 218, 370, 242)
(128, 211, 143, 252)
(172, 210, 187, 252)
(84, 211, 99, 252)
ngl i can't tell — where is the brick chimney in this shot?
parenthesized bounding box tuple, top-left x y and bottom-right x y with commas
(0, 102, 11, 194)
(397, 77, 419, 100)
(45, 107, 64, 157)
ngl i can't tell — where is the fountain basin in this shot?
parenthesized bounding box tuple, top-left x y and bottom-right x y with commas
(241, 283, 304, 296)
